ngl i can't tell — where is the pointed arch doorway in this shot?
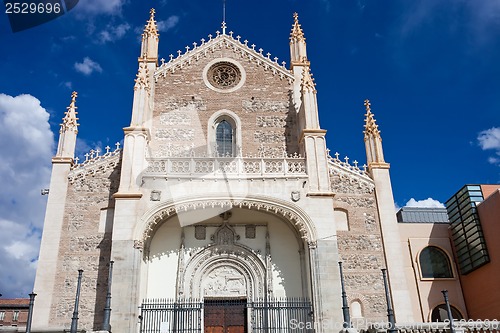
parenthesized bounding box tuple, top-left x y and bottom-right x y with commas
(204, 298, 247, 333)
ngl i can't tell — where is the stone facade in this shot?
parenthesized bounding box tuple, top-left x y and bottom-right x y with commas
(32, 10, 418, 333)
(48, 160, 120, 330)
(330, 163, 387, 323)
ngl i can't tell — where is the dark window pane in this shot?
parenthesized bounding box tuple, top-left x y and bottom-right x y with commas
(216, 120, 233, 157)
(420, 246, 453, 278)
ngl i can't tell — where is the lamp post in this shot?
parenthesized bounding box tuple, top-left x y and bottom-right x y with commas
(102, 261, 114, 332)
(441, 290, 455, 333)
(70, 269, 83, 333)
(26, 292, 37, 333)
(382, 269, 397, 333)
(338, 262, 351, 329)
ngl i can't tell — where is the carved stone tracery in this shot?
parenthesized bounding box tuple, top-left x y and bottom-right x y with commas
(141, 197, 316, 247)
(207, 61, 241, 89)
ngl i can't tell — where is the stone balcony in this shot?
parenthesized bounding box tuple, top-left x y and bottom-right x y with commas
(143, 156, 307, 179)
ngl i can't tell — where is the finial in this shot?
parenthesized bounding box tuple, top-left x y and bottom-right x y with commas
(143, 8, 159, 38)
(364, 99, 371, 112)
(61, 91, 79, 133)
(70, 91, 77, 106)
(363, 99, 381, 140)
(290, 12, 305, 42)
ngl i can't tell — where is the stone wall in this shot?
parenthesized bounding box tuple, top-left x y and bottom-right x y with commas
(330, 164, 387, 324)
(49, 160, 120, 330)
(152, 45, 299, 158)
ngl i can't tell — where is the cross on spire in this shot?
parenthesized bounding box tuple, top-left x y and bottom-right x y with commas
(222, 0, 227, 34)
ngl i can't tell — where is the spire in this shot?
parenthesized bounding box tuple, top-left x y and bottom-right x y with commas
(56, 91, 79, 159)
(289, 12, 308, 67)
(140, 8, 159, 61)
(60, 91, 79, 134)
(363, 99, 387, 167)
(363, 99, 381, 141)
(143, 8, 159, 38)
(290, 12, 305, 43)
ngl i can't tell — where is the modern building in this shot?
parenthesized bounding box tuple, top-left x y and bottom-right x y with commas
(397, 207, 466, 322)
(30, 8, 498, 333)
(445, 184, 500, 320)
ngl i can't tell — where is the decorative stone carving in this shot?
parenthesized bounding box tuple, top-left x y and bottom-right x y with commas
(245, 225, 256, 239)
(207, 61, 241, 89)
(242, 100, 288, 113)
(291, 191, 300, 202)
(150, 190, 161, 201)
(143, 198, 315, 244)
(256, 116, 287, 128)
(154, 34, 293, 82)
(134, 61, 150, 92)
(134, 240, 144, 251)
(204, 266, 246, 296)
(69, 152, 121, 184)
(195, 226, 206, 240)
(180, 243, 266, 299)
(212, 223, 240, 245)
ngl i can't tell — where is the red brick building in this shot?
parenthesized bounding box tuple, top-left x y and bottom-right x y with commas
(0, 298, 29, 330)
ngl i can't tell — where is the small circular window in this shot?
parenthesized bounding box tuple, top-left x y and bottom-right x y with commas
(203, 58, 246, 93)
(208, 62, 241, 89)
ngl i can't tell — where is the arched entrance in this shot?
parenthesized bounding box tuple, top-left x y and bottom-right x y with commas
(136, 196, 317, 332)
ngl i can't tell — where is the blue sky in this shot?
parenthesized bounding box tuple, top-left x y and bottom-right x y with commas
(0, 0, 499, 297)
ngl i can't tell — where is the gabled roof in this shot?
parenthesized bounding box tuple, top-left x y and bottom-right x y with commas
(154, 32, 294, 82)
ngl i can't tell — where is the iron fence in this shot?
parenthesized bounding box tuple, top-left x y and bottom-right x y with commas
(139, 297, 314, 333)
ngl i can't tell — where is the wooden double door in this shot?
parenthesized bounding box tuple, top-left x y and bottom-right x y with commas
(204, 299, 247, 333)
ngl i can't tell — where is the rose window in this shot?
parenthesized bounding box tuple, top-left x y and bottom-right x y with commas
(207, 62, 241, 89)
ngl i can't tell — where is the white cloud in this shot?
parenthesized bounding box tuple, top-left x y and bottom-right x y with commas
(74, 57, 103, 76)
(405, 197, 445, 208)
(75, 0, 126, 15)
(157, 16, 180, 32)
(98, 23, 131, 43)
(478, 127, 500, 166)
(0, 93, 54, 297)
(478, 127, 500, 150)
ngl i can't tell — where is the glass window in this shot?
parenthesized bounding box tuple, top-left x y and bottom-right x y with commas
(420, 246, 453, 278)
(431, 304, 463, 321)
(0, 311, 5, 321)
(216, 120, 233, 157)
(13, 310, 19, 321)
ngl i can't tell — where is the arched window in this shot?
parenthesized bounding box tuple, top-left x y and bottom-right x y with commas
(216, 119, 234, 157)
(351, 300, 363, 318)
(431, 304, 463, 321)
(419, 246, 453, 278)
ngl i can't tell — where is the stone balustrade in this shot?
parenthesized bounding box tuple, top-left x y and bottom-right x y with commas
(144, 156, 307, 178)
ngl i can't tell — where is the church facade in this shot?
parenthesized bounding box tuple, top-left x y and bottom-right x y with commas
(32, 10, 416, 333)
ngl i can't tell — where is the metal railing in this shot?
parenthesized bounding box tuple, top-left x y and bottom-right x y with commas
(139, 298, 314, 333)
